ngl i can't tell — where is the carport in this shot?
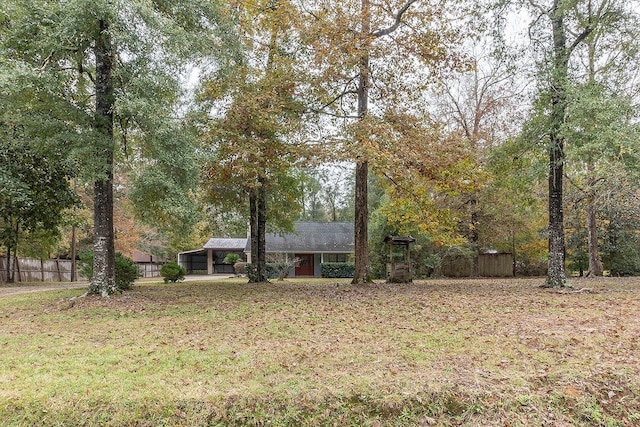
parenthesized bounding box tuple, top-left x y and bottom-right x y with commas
(178, 238, 247, 275)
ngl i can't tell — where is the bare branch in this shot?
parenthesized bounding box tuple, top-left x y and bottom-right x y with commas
(569, 26, 593, 54)
(371, 0, 418, 38)
(527, 0, 549, 15)
(298, 0, 321, 20)
(39, 50, 55, 71)
(569, 0, 615, 54)
(320, 89, 359, 110)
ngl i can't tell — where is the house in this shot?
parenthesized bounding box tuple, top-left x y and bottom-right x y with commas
(178, 222, 354, 277)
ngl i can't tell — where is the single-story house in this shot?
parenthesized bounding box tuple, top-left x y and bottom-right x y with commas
(178, 222, 354, 278)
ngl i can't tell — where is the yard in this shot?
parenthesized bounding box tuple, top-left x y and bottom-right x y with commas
(1, 277, 639, 426)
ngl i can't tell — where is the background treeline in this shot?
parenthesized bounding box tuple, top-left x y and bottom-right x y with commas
(2, 0, 640, 286)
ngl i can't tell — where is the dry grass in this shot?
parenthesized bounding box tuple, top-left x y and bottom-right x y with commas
(1, 277, 639, 426)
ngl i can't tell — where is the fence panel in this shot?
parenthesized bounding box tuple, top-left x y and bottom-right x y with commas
(138, 263, 163, 278)
(1, 257, 169, 283)
(0, 257, 86, 283)
(478, 253, 514, 277)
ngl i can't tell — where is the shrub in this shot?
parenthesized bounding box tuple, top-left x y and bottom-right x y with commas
(223, 253, 241, 264)
(321, 262, 355, 278)
(440, 246, 475, 277)
(246, 263, 290, 281)
(234, 262, 247, 275)
(79, 252, 139, 291)
(160, 261, 187, 283)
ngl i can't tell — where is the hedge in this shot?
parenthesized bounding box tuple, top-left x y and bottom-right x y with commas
(321, 262, 355, 278)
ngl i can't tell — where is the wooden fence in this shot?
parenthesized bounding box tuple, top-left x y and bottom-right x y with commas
(477, 253, 514, 277)
(441, 253, 514, 278)
(0, 257, 164, 283)
(138, 263, 163, 278)
(0, 257, 85, 283)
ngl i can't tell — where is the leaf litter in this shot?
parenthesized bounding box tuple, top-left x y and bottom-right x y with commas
(1, 276, 639, 425)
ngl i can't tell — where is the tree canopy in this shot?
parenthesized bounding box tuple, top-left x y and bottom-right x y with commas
(1, 0, 236, 293)
(2, 0, 640, 287)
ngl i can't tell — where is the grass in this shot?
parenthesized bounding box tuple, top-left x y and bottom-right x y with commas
(1, 276, 639, 426)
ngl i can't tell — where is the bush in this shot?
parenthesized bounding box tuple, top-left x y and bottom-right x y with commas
(223, 253, 241, 264)
(79, 252, 139, 291)
(321, 262, 355, 278)
(246, 263, 290, 281)
(233, 262, 247, 275)
(160, 261, 187, 283)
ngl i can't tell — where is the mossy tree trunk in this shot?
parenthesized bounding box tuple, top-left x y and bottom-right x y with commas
(88, 19, 117, 296)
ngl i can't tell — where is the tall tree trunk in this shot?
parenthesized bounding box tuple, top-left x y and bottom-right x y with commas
(352, 0, 372, 284)
(89, 19, 117, 296)
(585, 35, 603, 278)
(586, 166, 603, 276)
(257, 177, 267, 281)
(249, 188, 258, 281)
(469, 197, 479, 277)
(248, 180, 267, 283)
(71, 224, 77, 282)
(353, 161, 370, 283)
(545, 0, 568, 287)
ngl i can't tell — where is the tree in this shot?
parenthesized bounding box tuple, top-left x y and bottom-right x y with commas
(202, 0, 306, 283)
(512, 0, 640, 285)
(564, 82, 640, 276)
(366, 112, 477, 247)
(1, 0, 234, 295)
(300, 0, 468, 283)
(296, 166, 354, 222)
(434, 41, 526, 274)
(562, 2, 640, 277)
(0, 141, 77, 282)
(520, 0, 617, 287)
(298, 170, 328, 221)
(486, 135, 549, 275)
(599, 172, 640, 276)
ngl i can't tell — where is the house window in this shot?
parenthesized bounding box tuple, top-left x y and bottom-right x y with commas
(324, 253, 348, 263)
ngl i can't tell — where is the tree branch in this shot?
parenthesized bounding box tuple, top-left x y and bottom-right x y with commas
(319, 89, 359, 111)
(371, 0, 418, 38)
(527, 0, 549, 15)
(568, 0, 614, 54)
(39, 50, 55, 71)
(568, 25, 593, 54)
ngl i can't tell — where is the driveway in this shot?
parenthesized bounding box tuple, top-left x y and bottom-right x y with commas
(0, 274, 233, 298)
(0, 283, 88, 298)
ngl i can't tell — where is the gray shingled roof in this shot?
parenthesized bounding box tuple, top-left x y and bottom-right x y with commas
(203, 238, 248, 251)
(247, 222, 354, 253)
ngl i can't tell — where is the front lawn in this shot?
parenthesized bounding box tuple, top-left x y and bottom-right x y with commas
(1, 277, 639, 425)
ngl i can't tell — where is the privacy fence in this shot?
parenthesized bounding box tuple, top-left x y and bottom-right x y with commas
(0, 257, 163, 283)
(0, 257, 83, 283)
(441, 253, 514, 278)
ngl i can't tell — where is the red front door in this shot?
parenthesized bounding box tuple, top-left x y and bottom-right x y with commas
(295, 254, 314, 276)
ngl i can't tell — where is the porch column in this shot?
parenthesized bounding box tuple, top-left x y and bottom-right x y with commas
(207, 249, 213, 275)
